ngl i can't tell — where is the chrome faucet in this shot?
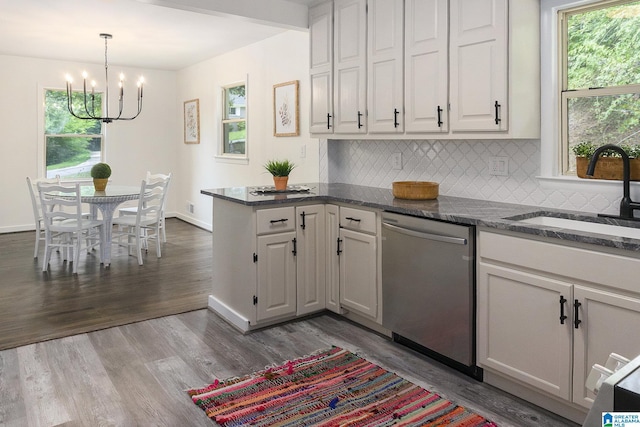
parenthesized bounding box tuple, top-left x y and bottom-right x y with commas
(586, 144, 640, 219)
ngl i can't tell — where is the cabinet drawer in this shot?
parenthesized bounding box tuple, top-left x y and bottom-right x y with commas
(340, 206, 377, 234)
(256, 207, 295, 235)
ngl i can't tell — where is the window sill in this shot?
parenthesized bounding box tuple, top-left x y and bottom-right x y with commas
(537, 175, 640, 192)
(215, 155, 249, 165)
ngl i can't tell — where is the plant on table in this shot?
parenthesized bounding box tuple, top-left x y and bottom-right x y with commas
(264, 159, 295, 190)
(90, 162, 112, 191)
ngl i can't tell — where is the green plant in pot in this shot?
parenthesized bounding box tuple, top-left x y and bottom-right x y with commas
(264, 159, 295, 190)
(572, 142, 640, 180)
(90, 162, 112, 191)
(571, 141, 598, 159)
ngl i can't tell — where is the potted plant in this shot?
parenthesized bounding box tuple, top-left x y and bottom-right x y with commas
(264, 159, 295, 190)
(90, 162, 112, 191)
(573, 142, 640, 181)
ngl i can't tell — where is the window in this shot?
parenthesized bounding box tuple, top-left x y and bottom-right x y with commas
(221, 83, 247, 157)
(560, 0, 640, 176)
(44, 89, 104, 179)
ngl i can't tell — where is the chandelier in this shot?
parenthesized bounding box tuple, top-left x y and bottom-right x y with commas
(65, 33, 144, 123)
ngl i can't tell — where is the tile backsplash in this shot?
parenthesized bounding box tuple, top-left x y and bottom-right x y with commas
(319, 138, 625, 215)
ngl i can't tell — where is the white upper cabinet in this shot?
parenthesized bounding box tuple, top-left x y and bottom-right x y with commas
(405, 0, 449, 133)
(334, 0, 367, 133)
(309, 2, 334, 133)
(309, 0, 539, 139)
(449, 0, 507, 132)
(448, 0, 540, 137)
(367, 0, 404, 133)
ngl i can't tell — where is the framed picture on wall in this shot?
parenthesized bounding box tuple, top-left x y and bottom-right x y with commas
(273, 80, 299, 137)
(184, 99, 200, 144)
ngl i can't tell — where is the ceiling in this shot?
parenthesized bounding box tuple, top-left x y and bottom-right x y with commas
(0, 0, 322, 71)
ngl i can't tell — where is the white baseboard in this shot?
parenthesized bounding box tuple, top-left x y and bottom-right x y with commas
(173, 213, 211, 231)
(208, 295, 250, 332)
(0, 224, 34, 234)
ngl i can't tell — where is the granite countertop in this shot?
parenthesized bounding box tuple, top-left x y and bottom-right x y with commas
(201, 182, 640, 252)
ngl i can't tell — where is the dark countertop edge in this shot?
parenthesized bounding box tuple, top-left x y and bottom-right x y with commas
(201, 184, 640, 252)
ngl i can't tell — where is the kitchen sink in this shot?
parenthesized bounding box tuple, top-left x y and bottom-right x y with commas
(507, 212, 640, 239)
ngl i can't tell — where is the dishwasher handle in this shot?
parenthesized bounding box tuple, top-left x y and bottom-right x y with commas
(382, 221, 467, 245)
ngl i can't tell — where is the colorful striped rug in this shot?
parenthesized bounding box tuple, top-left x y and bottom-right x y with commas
(188, 346, 497, 426)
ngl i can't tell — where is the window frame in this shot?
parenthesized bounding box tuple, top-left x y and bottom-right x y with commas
(218, 81, 248, 162)
(42, 87, 105, 180)
(558, 0, 640, 176)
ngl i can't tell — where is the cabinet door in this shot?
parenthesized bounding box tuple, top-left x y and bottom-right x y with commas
(478, 263, 573, 400)
(572, 286, 640, 409)
(405, 0, 448, 133)
(449, 0, 508, 132)
(309, 2, 334, 134)
(256, 232, 297, 322)
(339, 228, 377, 318)
(367, 0, 404, 133)
(296, 205, 326, 316)
(325, 204, 341, 313)
(334, 0, 367, 134)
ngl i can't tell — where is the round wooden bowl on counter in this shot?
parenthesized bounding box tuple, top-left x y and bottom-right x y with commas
(392, 181, 439, 200)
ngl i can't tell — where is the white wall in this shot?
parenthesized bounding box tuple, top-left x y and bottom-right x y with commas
(0, 54, 177, 233)
(174, 30, 319, 229)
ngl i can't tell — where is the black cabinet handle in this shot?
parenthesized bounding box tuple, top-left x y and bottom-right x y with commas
(337, 238, 342, 255)
(437, 105, 443, 127)
(327, 113, 332, 129)
(270, 218, 288, 224)
(394, 108, 399, 128)
(345, 217, 361, 223)
(559, 295, 568, 324)
(574, 299, 582, 329)
(357, 111, 363, 129)
(494, 101, 501, 125)
(299, 211, 306, 230)
(292, 237, 297, 256)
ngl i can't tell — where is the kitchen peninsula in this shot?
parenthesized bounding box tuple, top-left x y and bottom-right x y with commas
(202, 182, 640, 424)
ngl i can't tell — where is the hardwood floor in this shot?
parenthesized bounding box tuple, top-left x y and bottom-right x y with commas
(0, 218, 212, 351)
(0, 310, 579, 426)
(0, 219, 579, 426)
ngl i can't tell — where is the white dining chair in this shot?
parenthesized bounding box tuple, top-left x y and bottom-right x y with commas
(27, 175, 61, 258)
(37, 182, 104, 274)
(118, 172, 171, 242)
(112, 177, 170, 265)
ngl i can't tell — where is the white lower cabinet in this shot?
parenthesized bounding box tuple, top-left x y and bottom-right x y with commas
(478, 230, 640, 415)
(210, 200, 380, 331)
(325, 204, 341, 313)
(478, 263, 573, 400)
(325, 204, 380, 322)
(257, 204, 327, 321)
(256, 231, 297, 322)
(572, 286, 640, 408)
(339, 228, 377, 317)
(295, 205, 326, 316)
(337, 206, 379, 320)
(255, 206, 298, 323)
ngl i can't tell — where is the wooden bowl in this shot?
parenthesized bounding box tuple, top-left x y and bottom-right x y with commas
(392, 181, 439, 200)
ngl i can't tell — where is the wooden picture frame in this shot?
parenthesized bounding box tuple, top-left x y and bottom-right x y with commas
(273, 80, 299, 137)
(184, 99, 200, 144)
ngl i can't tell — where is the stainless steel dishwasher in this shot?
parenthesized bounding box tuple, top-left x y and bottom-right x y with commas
(381, 212, 482, 380)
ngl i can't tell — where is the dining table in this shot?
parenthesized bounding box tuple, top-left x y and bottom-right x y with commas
(76, 184, 142, 266)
